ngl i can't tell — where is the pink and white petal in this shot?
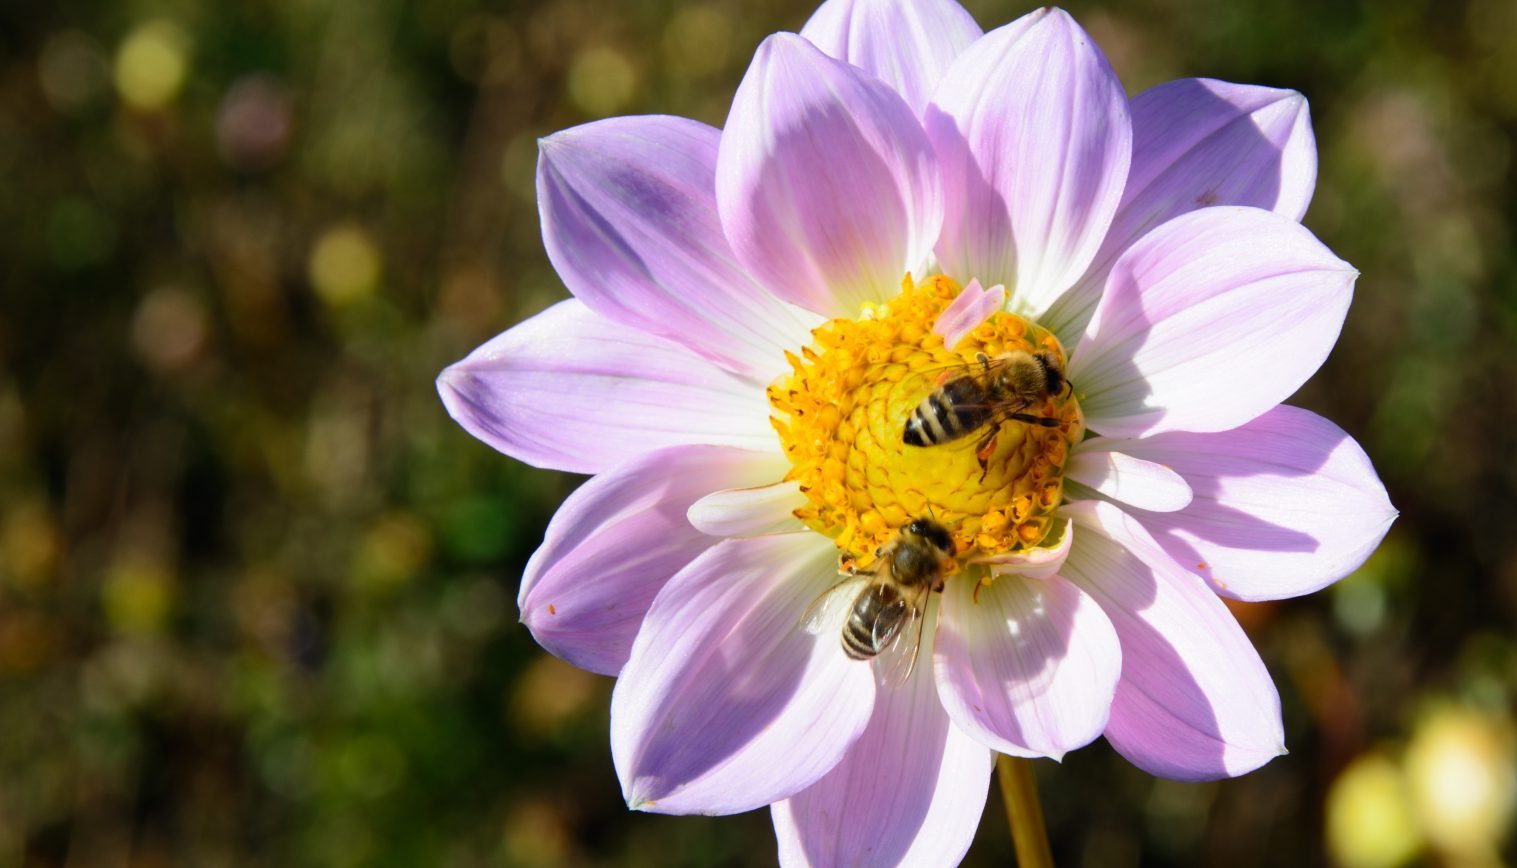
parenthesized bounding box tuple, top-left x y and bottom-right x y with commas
(1118, 404, 1396, 601)
(926, 7, 1131, 319)
(612, 533, 876, 814)
(437, 300, 774, 474)
(1045, 79, 1317, 343)
(519, 445, 788, 676)
(717, 33, 943, 316)
(774, 607, 992, 868)
(976, 518, 1073, 579)
(1068, 206, 1356, 439)
(1062, 500, 1286, 781)
(933, 278, 1005, 351)
(800, 0, 983, 118)
(934, 569, 1120, 759)
(688, 479, 808, 538)
(1067, 440, 1194, 512)
(539, 115, 820, 378)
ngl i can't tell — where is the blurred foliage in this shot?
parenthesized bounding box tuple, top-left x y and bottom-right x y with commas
(0, 0, 1515, 866)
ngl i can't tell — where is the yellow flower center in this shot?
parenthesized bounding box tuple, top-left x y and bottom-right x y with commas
(768, 275, 1084, 566)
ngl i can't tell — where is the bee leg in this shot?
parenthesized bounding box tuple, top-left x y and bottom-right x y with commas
(976, 352, 991, 373)
(974, 429, 999, 481)
(1007, 412, 1060, 429)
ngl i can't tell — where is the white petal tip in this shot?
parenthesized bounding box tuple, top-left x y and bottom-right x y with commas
(435, 366, 479, 417)
(625, 783, 665, 812)
(435, 364, 463, 391)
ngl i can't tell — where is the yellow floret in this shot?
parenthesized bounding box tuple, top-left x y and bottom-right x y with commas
(771, 275, 1084, 565)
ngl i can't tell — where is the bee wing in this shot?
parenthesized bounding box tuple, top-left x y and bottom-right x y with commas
(870, 598, 910, 649)
(873, 600, 925, 690)
(800, 574, 867, 636)
(895, 360, 974, 397)
(895, 356, 1036, 414)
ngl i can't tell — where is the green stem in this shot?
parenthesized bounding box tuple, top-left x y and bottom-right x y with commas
(996, 754, 1054, 868)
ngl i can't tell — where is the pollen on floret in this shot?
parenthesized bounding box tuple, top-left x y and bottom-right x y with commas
(770, 275, 1084, 567)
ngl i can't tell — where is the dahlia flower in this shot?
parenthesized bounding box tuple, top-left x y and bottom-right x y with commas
(438, 1, 1396, 863)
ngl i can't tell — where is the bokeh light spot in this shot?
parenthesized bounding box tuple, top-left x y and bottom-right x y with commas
(1, 500, 62, 593)
(1327, 753, 1422, 868)
(217, 74, 295, 171)
(114, 20, 190, 110)
(131, 286, 210, 374)
(567, 46, 636, 115)
(38, 30, 109, 112)
(1405, 705, 1517, 857)
(102, 556, 176, 636)
(308, 224, 382, 307)
(351, 512, 433, 593)
(663, 6, 732, 77)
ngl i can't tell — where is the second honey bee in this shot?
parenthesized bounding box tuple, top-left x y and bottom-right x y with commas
(802, 518, 956, 688)
(903, 349, 1068, 474)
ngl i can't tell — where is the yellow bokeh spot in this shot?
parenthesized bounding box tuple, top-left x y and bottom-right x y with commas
(114, 20, 190, 110)
(770, 275, 1082, 564)
(351, 512, 433, 593)
(102, 556, 176, 636)
(308, 224, 382, 306)
(1327, 752, 1423, 868)
(567, 46, 636, 116)
(1, 500, 62, 592)
(663, 6, 732, 77)
(1405, 705, 1517, 857)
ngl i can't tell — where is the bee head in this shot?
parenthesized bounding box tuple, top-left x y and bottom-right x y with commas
(1034, 350, 1067, 398)
(904, 518, 955, 556)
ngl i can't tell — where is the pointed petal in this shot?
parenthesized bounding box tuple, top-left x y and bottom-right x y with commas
(1062, 500, 1286, 781)
(935, 570, 1120, 758)
(1118, 405, 1396, 600)
(774, 609, 992, 868)
(437, 300, 775, 474)
(1046, 79, 1318, 342)
(926, 7, 1131, 318)
(717, 33, 943, 316)
(933, 278, 1005, 351)
(612, 533, 876, 815)
(1068, 206, 1356, 439)
(800, 0, 983, 117)
(519, 446, 790, 675)
(688, 480, 808, 538)
(1067, 440, 1194, 512)
(538, 115, 820, 378)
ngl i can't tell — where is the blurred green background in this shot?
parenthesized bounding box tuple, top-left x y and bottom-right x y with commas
(1, 0, 1515, 865)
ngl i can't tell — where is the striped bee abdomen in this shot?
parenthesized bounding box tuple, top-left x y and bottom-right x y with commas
(903, 377, 993, 447)
(841, 583, 905, 659)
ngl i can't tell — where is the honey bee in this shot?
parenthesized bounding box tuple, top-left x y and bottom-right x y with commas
(802, 519, 956, 688)
(902, 350, 1068, 475)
